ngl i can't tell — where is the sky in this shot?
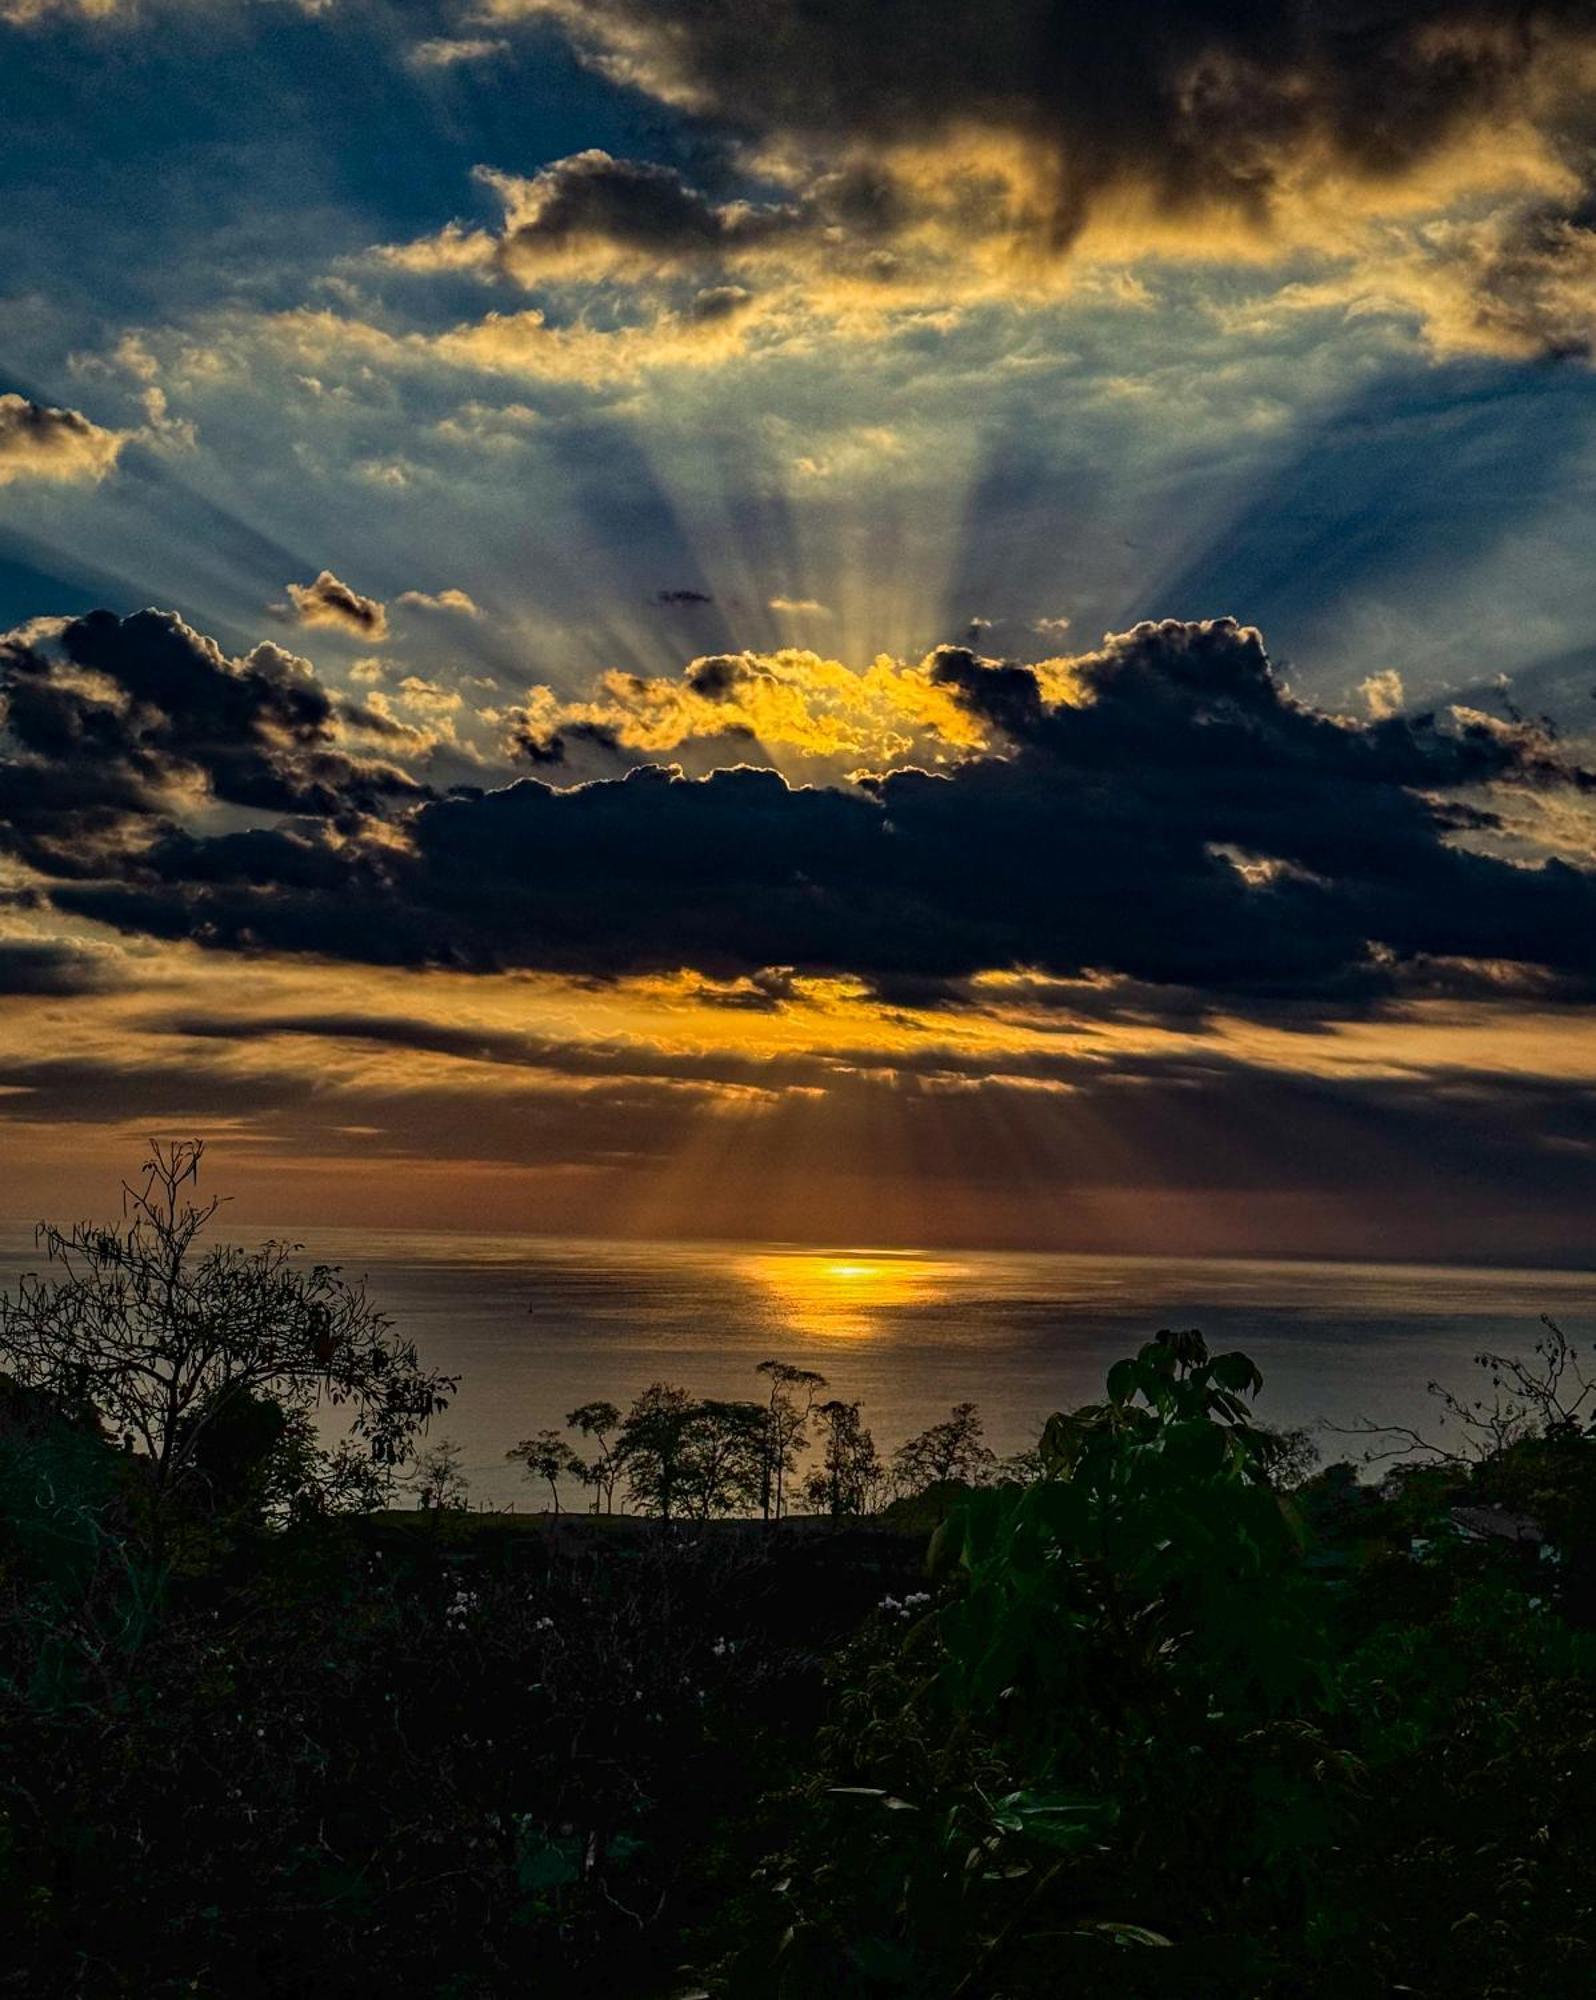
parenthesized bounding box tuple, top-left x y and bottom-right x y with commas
(3, 0, 1596, 1260)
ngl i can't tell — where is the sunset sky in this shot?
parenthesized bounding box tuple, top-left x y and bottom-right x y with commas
(4, 0, 1596, 1259)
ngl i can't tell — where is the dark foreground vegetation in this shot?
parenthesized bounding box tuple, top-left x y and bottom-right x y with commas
(3, 1149, 1596, 1996)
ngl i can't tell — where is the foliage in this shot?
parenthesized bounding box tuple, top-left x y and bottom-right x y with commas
(566, 1400, 624, 1511)
(0, 1443, 912, 1997)
(715, 1327, 1596, 1997)
(0, 1142, 454, 1534)
(6, 1154, 1596, 1997)
(507, 1428, 589, 1513)
(803, 1399, 885, 1519)
(406, 1436, 472, 1513)
(890, 1401, 997, 1494)
(756, 1361, 829, 1519)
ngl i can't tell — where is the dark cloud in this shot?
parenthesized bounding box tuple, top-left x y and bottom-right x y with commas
(0, 608, 424, 873)
(697, 965, 799, 1010)
(283, 569, 389, 640)
(655, 587, 715, 606)
(0, 1044, 756, 1175)
(526, 0, 1596, 351)
(510, 726, 570, 766)
(0, 936, 124, 997)
(127, 999, 1596, 1183)
(1457, 200, 1596, 359)
(495, 149, 799, 278)
(538, 0, 1590, 226)
(484, 146, 908, 290)
(682, 652, 754, 697)
(688, 282, 755, 321)
(145, 1007, 806, 1088)
(501, 714, 624, 766)
(24, 612, 1596, 1023)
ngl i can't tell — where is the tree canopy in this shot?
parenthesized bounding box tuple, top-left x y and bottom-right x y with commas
(0, 1141, 455, 1521)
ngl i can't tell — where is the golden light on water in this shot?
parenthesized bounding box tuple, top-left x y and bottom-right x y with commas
(738, 1248, 974, 1339)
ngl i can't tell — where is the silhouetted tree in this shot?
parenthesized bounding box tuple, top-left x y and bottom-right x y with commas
(181, 1383, 292, 1527)
(892, 1401, 996, 1494)
(1338, 1316, 1596, 1467)
(616, 1388, 782, 1520)
(997, 1440, 1046, 1484)
(685, 1399, 768, 1519)
(507, 1429, 588, 1513)
(755, 1360, 828, 1519)
(0, 1142, 454, 1545)
(616, 1384, 699, 1520)
(1258, 1423, 1320, 1489)
(408, 1437, 470, 1513)
(802, 1399, 883, 1519)
(566, 1399, 623, 1512)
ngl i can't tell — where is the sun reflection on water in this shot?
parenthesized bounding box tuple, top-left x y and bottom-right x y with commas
(737, 1249, 973, 1340)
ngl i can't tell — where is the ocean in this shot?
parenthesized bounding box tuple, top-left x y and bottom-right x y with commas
(3, 1223, 1592, 1507)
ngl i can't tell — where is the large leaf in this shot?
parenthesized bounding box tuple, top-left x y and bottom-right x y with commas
(990, 1789, 1118, 1851)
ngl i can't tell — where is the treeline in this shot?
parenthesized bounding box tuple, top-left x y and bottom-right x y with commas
(478, 1383, 1006, 1520)
(444, 1367, 1302, 1526)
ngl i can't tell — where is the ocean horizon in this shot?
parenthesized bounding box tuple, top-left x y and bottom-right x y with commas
(6, 1222, 1590, 1508)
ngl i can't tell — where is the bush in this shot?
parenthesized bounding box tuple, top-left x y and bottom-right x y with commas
(710, 1329, 1596, 1997)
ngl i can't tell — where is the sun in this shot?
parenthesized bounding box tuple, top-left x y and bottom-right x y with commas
(736, 1247, 974, 1339)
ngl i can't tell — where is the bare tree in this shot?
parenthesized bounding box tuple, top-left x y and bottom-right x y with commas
(1334, 1317, 1596, 1467)
(0, 1141, 455, 1533)
(407, 1437, 471, 1513)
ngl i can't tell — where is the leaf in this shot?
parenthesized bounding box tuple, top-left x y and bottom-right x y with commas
(928, 1513, 964, 1575)
(1029, 1479, 1091, 1545)
(1209, 1351, 1264, 1396)
(1106, 1359, 1140, 1406)
(828, 1787, 920, 1812)
(516, 1835, 581, 1893)
(1073, 1921, 1174, 1947)
(849, 1934, 917, 1980)
(991, 1790, 1117, 1851)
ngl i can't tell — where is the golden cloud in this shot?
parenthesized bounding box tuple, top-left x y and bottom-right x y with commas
(501, 645, 996, 766)
(369, 7, 1596, 365)
(283, 569, 390, 640)
(0, 395, 125, 487)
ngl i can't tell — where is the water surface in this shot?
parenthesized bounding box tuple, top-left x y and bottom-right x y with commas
(4, 1224, 1587, 1506)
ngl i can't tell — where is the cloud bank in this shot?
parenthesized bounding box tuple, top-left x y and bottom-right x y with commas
(6, 606, 1596, 1028)
(0, 607, 422, 877)
(446, 0, 1596, 358)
